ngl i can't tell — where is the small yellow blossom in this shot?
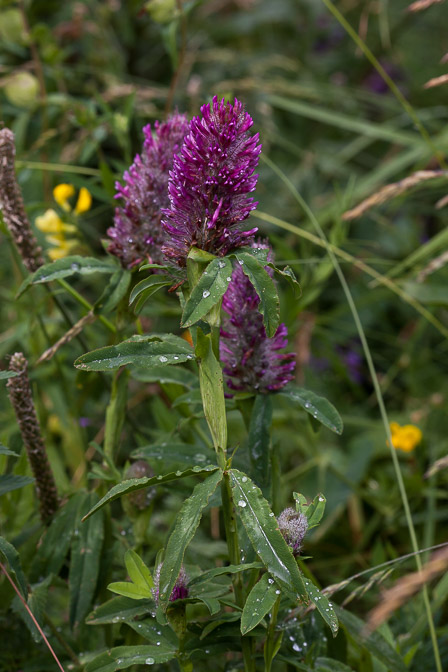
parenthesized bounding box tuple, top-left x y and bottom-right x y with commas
(35, 209, 77, 235)
(48, 239, 78, 261)
(74, 186, 92, 214)
(53, 183, 75, 211)
(389, 422, 423, 453)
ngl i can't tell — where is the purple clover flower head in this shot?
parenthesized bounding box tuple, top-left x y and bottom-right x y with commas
(107, 113, 189, 268)
(277, 507, 308, 556)
(220, 243, 295, 394)
(161, 96, 261, 266)
(152, 564, 189, 604)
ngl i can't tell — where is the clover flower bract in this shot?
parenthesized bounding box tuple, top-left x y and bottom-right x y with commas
(108, 113, 189, 268)
(162, 96, 261, 266)
(220, 244, 295, 394)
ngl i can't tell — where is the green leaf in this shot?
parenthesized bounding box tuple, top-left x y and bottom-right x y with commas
(158, 469, 223, 613)
(81, 465, 220, 522)
(131, 365, 196, 388)
(187, 247, 217, 263)
(132, 442, 213, 467)
(126, 618, 178, 648)
(241, 573, 279, 634)
(188, 562, 263, 588)
(182, 257, 233, 327)
(248, 394, 272, 487)
(229, 470, 308, 602)
(314, 659, 354, 672)
(124, 549, 154, 591)
(75, 336, 194, 372)
(0, 474, 34, 495)
(303, 493, 326, 529)
(231, 252, 279, 337)
(196, 329, 227, 451)
(0, 443, 19, 457)
(94, 268, 131, 315)
(303, 579, 338, 636)
(69, 492, 105, 629)
(17, 256, 117, 296)
(0, 371, 18, 380)
(86, 596, 154, 625)
(104, 370, 128, 460)
(0, 536, 28, 599)
(85, 645, 176, 672)
(269, 264, 301, 298)
(12, 575, 52, 643)
(237, 246, 270, 264)
(107, 581, 152, 600)
(129, 275, 172, 311)
(279, 386, 343, 434)
(335, 606, 407, 672)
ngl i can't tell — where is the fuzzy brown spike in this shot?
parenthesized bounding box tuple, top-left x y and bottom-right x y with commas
(7, 352, 59, 523)
(0, 128, 44, 272)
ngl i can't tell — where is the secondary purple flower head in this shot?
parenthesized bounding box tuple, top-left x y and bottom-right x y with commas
(162, 96, 261, 266)
(220, 243, 295, 394)
(152, 564, 188, 604)
(277, 508, 308, 556)
(107, 113, 189, 268)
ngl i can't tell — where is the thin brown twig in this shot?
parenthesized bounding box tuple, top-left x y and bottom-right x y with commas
(408, 0, 444, 10)
(424, 73, 448, 89)
(417, 249, 448, 282)
(37, 311, 96, 364)
(0, 562, 66, 672)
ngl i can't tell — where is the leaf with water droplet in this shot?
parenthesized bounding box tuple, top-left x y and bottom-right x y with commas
(279, 385, 343, 435)
(241, 573, 279, 634)
(182, 256, 233, 327)
(85, 645, 176, 672)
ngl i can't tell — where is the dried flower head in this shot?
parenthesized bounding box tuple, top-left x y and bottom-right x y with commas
(162, 96, 261, 266)
(152, 563, 188, 604)
(107, 113, 189, 268)
(277, 507, 308, 556)
(124, 460, 156, 510)
(220, 244, 295, 394)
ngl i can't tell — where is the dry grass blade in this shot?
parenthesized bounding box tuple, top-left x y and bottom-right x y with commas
(408, 0, 444, 10)
(424, 74, 448, 89)
(37, 311, 96, 364)
(366, 547, 448, 632)
(342, 170, 448, 220)
(425, 454, 448, 478)
(435, 194, 448, 209)
(417, 250, 448, 282)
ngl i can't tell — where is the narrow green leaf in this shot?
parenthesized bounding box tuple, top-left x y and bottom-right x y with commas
(132, 442, 213, 467)
(229, 470, 308, 602)
(314, 659, 354, 672)
(279, 386, 343, 434)
(241, 573, 279, 634)
(69, 492, 105, 629)
(0, 371, 18, 380)
(237, 246, 270, 264)
(0, 444, 19, 457)
(124, 549, 154, 591)
(248, 394, 272, 487)
(85, 645, 176, 672)
(270, 264, 301, 298)
(303, 579, 338, 636)
(131, 365, 196, 388)
(126, 618, 178, 648)
(303, 493, 326, 529)
(75, 338, 194, 371)
(196, 329, 227, 451)
(182, 257, 233, 327)
(188, 562, 263, 587)
(335, 606, 406, 672)
(0, 536, 28, 599)
(231, 252, 279, 337)
(187, 247, 216, 263)
(158, 469, 223, 612)
(12, 575, 52, 643)
(86, 596, 154, 625)
(107, 581, 151, 600)
(94, 268, 131, 315)
(17, 256, 117, 296)
(129, 275, 171, 305)
(104, 370, 128, 460)
(0, 474, 34, 495)
(81, 465, 219, 522)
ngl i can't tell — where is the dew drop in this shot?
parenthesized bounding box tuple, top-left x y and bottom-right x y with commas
(304, 402, 311, 409)
(238, 500, 247, 508)
(275, 589, 281, 594)
(226, 276, 232, 282)
(202, 290, 211, 298)
(241, 476, 248, 482)
(268, 578, 274, 585)
(319, 496, 325, 501)
(292, 643, 301, 652)
(159, 356, 168, 363)
(145, 658, 155, 665)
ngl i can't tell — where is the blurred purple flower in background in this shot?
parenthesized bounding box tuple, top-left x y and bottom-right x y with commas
(162, 96, 261, 266)
(107, 113, 189, 268)
(220, 242, 295, 394)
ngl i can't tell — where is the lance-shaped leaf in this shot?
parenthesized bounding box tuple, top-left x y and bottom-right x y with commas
(182, 256, 233, 327)
(69, 492, 105, 629)
(0, 371, 18, 380)
(248, 394, 272, 487)
(75, 336, 194, 372)
(17, 255, 117, 296)
(107, 581, 151, 600)
(0, 536, 28, 599)
(229, 470, 308, 603)
(86, 596, 154, 625)
(85, 645, 176, 672)
(94, 268, 131, 315)
(129, 275, 172, 313)
(82, 465, 219, 522)
(279, 386, 343, 434)
(231, 251, 280, 337)
(188, 562, 263, 588)
(269, 264, 301, 298)
(125, 549, 154, 591)
(126, 618, 179, 648)
(196, 329, 227, 451)
(293, 492, 326, 529)
(241, 573, 279, 634)
(303, 578, 338, 636)
(132, 442, 213, 467)
(158, 469, 223, 613)
(0, 474, 34, 496)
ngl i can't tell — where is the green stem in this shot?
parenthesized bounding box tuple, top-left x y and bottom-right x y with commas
(57, 278, 116, 333)
(264, 595, 281, 672)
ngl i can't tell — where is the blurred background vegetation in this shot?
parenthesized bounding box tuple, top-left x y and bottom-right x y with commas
(1, 0, 448, 670)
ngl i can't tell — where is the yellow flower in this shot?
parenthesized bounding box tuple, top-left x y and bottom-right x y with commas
(35, 209, 77, 235)
(389, 422, 422, 453)
(74, 186, 92, 214)
(48, 239, 78, 261)
(53, 183, 75, 211)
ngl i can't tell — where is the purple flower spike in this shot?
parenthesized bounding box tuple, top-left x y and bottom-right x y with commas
(107, 113, 189, 268)
(152, 564, 189, 604)
(220, 244, 295, 394)
(277, 508, 308, 556)
(162, 96, 262, 266)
